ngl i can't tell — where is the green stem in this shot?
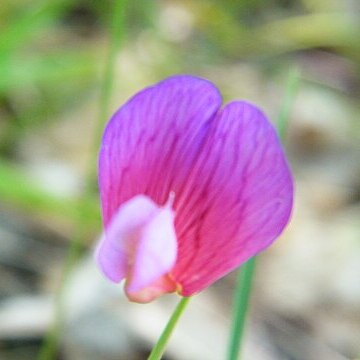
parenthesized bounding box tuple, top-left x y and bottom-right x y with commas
(148, 297, 191, 360)
(277, 67, 301, 140)
(86, 0, 128, 188)
(227, 258, 256, 360)
(37, 2, 127, 359)
(96, 0, 127, 145)
(226, 67, 301, 360)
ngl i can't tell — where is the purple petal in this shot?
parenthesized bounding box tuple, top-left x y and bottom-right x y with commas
(99, 75, 222, 227)
(172, 101, 294, 295)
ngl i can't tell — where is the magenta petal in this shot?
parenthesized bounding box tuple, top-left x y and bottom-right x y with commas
(99, 75, 222, 227)
(172, 101, 294, 295)
(96, 195, 160, 283)
(97, 75, 294, 300)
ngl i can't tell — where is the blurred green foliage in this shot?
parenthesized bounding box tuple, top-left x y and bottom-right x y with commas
(0, 160, 100, 231)
(0, 0, 359, 234)
(0, 1, 99, 155)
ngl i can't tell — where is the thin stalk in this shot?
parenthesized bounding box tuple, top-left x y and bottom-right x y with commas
(96, 0, 127, 146)
(277, 67, 301, 140)
(148, 297, 192, 360)
(86, 0, 128, 188)
(227, 257, 256, 360)
(37, 2, 127, 359)
(226, 67, 301, 360)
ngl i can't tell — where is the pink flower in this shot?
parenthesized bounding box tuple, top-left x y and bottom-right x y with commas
(96, 75, 293, 303)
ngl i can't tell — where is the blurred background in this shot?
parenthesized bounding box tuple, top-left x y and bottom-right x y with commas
(0, 1, 359, 359)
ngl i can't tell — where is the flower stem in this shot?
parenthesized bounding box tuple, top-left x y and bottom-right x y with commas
(227, 257, 256, 360)
(148, 296, 191, 360)
(89, 0, 128, 184)
(277, 67, 301, 141)
(226, 67, 301, 360)
(96, 0, 127, 142)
